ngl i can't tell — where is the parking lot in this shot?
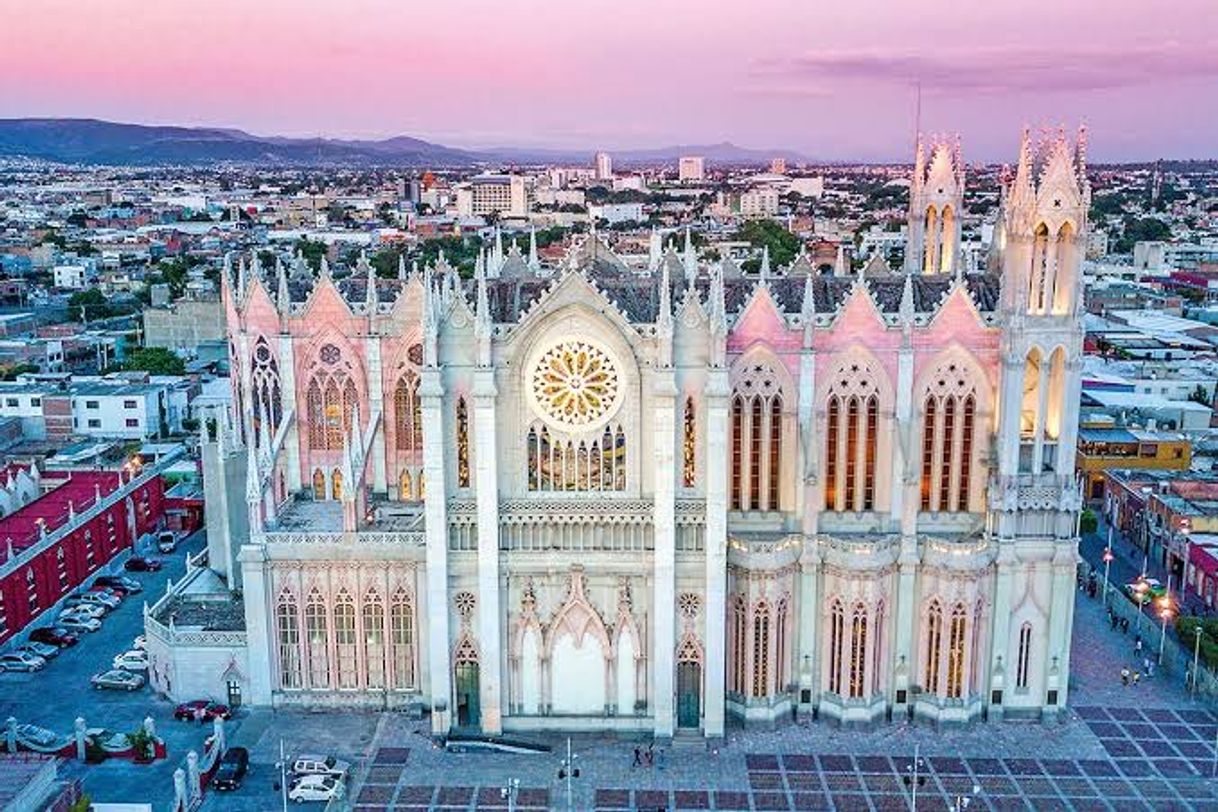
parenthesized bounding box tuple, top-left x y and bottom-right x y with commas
(0, 529, 233, 808)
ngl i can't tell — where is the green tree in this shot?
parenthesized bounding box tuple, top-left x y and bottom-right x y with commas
(295, 238, 328, 272)
(69, 288, 115, 321)
(121, 347, 186, 376)
(1114, 217, 1172, 254)
(733, 218, 803, 271)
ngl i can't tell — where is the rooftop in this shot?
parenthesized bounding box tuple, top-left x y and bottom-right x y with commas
(154, 593, 245, 631)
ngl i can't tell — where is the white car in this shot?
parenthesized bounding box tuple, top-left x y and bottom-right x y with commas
(131, 635, 147, 651)
(16, 641, 59, 660)
(0, 651, 46, 672)
(113, 650, 149, 671)
(288, 774, 344, 803)
(62, 603, 106, 620)
(58, 614, 102, 633)
(291, 754, 351, 779)
(91, 669, 145, 691)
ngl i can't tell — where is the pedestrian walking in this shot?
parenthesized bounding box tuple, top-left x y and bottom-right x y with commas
(1121, 667, 1130, 686)
(1134, 636, 1143, 655)
(1132, 671, 1141, 686)
(1122, 617, 1129, 634)
(1147, 660, 1156, 679)
(1110, 611, 1119, 631)
(633, 747, 642, 767)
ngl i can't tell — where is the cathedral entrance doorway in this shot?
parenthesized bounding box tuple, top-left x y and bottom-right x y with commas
(677, 661, 701, 729)
(454, 662, 481, 729)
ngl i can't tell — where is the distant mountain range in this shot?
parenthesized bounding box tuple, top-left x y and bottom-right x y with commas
(0, 118, 805, 167)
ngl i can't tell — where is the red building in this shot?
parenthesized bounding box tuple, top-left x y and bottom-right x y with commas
(0, 467, 165, 646)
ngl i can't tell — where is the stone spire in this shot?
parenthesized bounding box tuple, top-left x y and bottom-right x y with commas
(899, 270, 916, 333)
(528, 227, 540, 273)
(256, 401, 272, 473)
(474, 252, 492, 368)
(236, 256, 248, 303)
(422, 266, 439, 368)
(759, 245, 771, 284)
(835, 243, 848, 277)
(364, 254, 378, 315)
(276, 257, 290, 315)
(682, 227, 697, 282)
(708, 261, 727, 367)
(656, 252, 673, 368)
(318, 255, 331, 282)
(398, 254, 408, 282)
(648, 227, 662, 273)
(801, 272, 816, 347)
(492, 227, 505, 277)
(245, 428, 261, 507)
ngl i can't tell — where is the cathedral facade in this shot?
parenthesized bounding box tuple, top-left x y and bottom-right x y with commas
(198, 129, 1088, 740)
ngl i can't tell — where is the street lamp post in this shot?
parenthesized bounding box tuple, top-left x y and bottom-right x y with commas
(1158, 597, 1173, 667)
(1134, 579, 1149, 639)
(903, 743, 926, 812)
(500, 778, 520, 812)
(1102, 547, 1115, 610)
(1194, 626, 1203, 699)
(952, 784, 982, 812)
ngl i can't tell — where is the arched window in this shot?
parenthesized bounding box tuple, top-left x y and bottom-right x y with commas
(921, 360, 981, 513)
(768, 396, 782, 510)
(56, 548, 69, 590)
(331, 468, 343, 501)
(251, 338, 283, 443)
(312, 469, 326, 500)
(26, 568, 38, 613)
(849, 603, 867, 699)
(828, 599, 844, 695)
(390, 589, 416, 690)
(751, 601, 770, 698)
(731, 397, 744, 509)
(924, 601, 942, 695)
(525, 422, 626, 492)
(731, 597, 747, 695)
(276, 591, 301, 689)
(363, 588, 385, 690)
(969, 601, 984, 695)
(394, 372, 422, 453)
(304, 589, 329, 689)
(306, 350, 359, 452)
(1016, 622, 1033, 690)
(872, 601, 885, 695)
(824, 358, 882, 513)
(825, 398, 839, 510)
(334, 590, 357, 689)
(1030, 223, 1050, 313)
(946, 603, 967, 699)
(730, 362, 786, 513)
(682, 397, 696, 488)
(455, 397, 470, 488)
(923, 205, 939, 275)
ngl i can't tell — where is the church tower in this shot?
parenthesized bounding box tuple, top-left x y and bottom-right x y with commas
(905, 135, 965, 276)
(988, 126, 1089, 719)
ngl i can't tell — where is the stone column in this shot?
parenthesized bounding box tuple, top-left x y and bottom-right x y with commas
(173, 768, 187, 809)
(703, 369, 730, 738)
(893, 344, 915, 534)
(986, 545, 1016, 721)
(1055, 355, 1083, 476)
(796, 545, 821, 712)
(893, 536, 919, 714)
(473, 370, 503, 735)
(1044, 544, 1076, 712)
(238, 544, 273, 706)
(365, 337, 388, 493)
(74, 717, 86, 761)
(420, 368, 452, 736)
(652, 372, 677, 739)
(187, 750, 201, 801)
(997, 353, 1025, 477)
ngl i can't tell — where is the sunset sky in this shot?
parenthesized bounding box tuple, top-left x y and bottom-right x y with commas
(2, 0, 1216, 161)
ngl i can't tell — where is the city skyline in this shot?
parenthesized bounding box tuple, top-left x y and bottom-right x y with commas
(2, 0, 1216, 162)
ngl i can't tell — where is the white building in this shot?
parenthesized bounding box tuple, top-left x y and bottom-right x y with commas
(589, 202, 645, 225)
(739, 188, 780, 218)
(678, 156, 705, 182)
(595, 152, 613, 181)
(53, 264, 88, 290)
(456, 175, 529, 219)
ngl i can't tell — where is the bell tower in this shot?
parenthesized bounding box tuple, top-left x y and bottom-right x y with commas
(905, 135, 965, 276)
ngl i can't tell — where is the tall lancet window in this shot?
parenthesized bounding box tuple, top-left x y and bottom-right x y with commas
(824, 358, 883, 513)
(924, 600, 943, 695)
(946, 603, 967, 699)
(305, 344, 359, 451)
(752, 601, 771, 698)
(455, 397, 470, 488)
(849, 603, 868, 699)
(828, 599, 844, 696)
(730, 361, 787, 513)
(251, 338, 282, 444)
(394, 371, 422, 453)
(682, 397, 696, 488)
(920, 360, 981, 514)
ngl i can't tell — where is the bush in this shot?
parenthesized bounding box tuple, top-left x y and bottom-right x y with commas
(1175, 617, 1218, 671)
(1079, 509, 1098, 535)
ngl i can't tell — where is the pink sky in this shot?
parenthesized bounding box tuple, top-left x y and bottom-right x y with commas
(2, 0, 1216, 161)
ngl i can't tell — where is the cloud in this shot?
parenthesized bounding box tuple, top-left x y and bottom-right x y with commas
(753, 42, 1218, 95)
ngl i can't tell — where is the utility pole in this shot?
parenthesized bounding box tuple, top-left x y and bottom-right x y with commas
(557, 736, 579, 810)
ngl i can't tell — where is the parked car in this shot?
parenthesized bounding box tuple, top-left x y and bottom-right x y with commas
(15, 641, 59, 660)
(57, 614, 102, 633)
(125, 556, 162, 572)
(91, 669, 145, 691)
(81, 590, 121, 608)
(61, 603, 106, 620)
(288, 774, 344, 803)
(0, 651, 46, 672)
(112, 650, 149, 671)
(14, 723, 62, 748)
(132, 634, 146, 651)
(157, 531, 178, 553)
(29, 627, 79, 647)
(64, 594, 114, 613)
(212, 746, 249, 791)
(173, 699, 232, 722)
(1124, 577, 1168, 604)
(90, 582, 130, 598)
(96, 575, 142, 594)
(291, 754, 351, 780)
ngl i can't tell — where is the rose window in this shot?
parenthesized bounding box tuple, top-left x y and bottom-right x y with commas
(531, 340, 620, 428)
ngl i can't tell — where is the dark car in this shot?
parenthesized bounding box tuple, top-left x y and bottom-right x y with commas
(174, 699, 232, 722)
(29, 627, 79, 647)
(95, 575, 142, 594)
(124, 556, 162, 572)
(91, 582, 130, 597)
(212, 746, 249, 791)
